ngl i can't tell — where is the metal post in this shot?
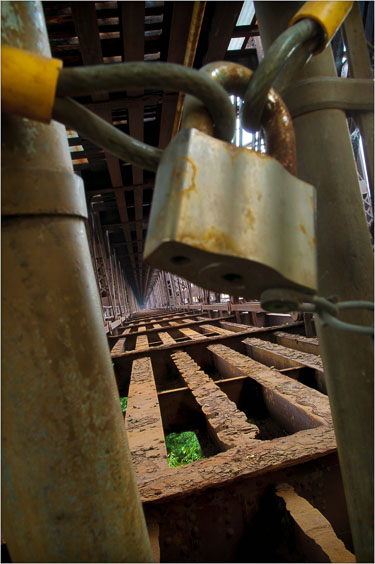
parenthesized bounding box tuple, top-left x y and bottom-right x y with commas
(254, 3, 374, 561)
(2, 3, 152, 562)
(341, 2, 374, 208)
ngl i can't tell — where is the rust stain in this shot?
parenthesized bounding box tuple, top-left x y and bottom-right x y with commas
(171, 157, 198, 194)
(181, 227, 239, 255)
(312, 237, 317, 247)
(245, 207, 255, 229)
(299, 224, 307, 235)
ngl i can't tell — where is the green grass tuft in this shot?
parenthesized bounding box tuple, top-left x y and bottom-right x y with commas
(120, 397, 128, 412)
(165, 431, 203, 467)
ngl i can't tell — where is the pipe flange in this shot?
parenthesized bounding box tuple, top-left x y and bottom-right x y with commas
(2, 168, 87, 218)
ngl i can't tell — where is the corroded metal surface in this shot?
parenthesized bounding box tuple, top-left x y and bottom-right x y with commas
(275, 483, 355, 562)
(244, 337, 323, 370)
(137, 425, 336, 503)
(158, 332, 177, 345)
(126, 357, 169, 475)
(111, 337, 126, 354)
(243, 337, 325, 393)
(171, 351, 260, 449)
(135, 334, 149, 350)
(208, 345, 332, 428)
(105, 310, 351, 562)
(2, 3, 152, 562)
(182, 61, 297, 174)
(274, 331, 320, 355)
(200, 324, 235, 335)
(178, 327, 203, 340)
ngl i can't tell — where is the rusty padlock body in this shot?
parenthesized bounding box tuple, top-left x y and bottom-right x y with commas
(144, 62, 317, 298)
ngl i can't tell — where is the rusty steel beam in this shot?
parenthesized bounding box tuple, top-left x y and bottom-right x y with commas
(121, 1, 146, 295)
(243, 337, 326, 394)
(71, 1, 107, 102)
(202, 2, 243, 64)
(275, 484, 355, 562)
(209, 345, 331, 432)
(126, 357, 169, 474)
(171, 351, 260, 449)
(158, 3, 195, 149)
(95, 106, 140, 293)
(273, 331, 320, 356)
(2, 2, 152, 562)
(171, 1, 207, 138)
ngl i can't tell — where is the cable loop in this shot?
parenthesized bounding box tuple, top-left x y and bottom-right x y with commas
(54, 62, 236, 172)
(261, 287, 374, 338)
(241, 19, 321, 132)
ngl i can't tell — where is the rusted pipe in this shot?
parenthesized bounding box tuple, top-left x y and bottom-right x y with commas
(182, 60, 297, 175)
(2, 2, 152, 562)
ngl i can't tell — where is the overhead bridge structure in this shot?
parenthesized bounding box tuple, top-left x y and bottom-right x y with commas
(2, 1, 373, 563)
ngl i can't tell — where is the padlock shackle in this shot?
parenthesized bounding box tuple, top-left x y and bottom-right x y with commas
(182, 61, 297, 176)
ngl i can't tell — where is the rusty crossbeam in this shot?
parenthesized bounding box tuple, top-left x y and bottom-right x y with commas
(126, 357, 169, 475)
(273, 331, 320, 355)
(243, 337, 326, 394)
(171, 351, 260, 449)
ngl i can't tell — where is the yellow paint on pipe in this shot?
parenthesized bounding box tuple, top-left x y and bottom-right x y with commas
(289, 1, 354, 53)
(2, 45, 62, 123)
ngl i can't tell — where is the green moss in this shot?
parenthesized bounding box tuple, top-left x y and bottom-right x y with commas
(165, 431, 204, 467)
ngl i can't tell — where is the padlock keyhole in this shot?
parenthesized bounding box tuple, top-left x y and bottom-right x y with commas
(223, 273, 243, 283)
(171, 256, 191, 265)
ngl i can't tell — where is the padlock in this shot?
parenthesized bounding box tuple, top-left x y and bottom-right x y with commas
(144, 62, 317, 299)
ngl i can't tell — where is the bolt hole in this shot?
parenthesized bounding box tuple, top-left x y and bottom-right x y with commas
(171, 256, 191, 265)
(223, 273, 243, 283)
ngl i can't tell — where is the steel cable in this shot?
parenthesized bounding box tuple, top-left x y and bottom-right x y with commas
(54, 63, 236, 172)
(241, 19, 322, 132)
(53, 97, 163, 172)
